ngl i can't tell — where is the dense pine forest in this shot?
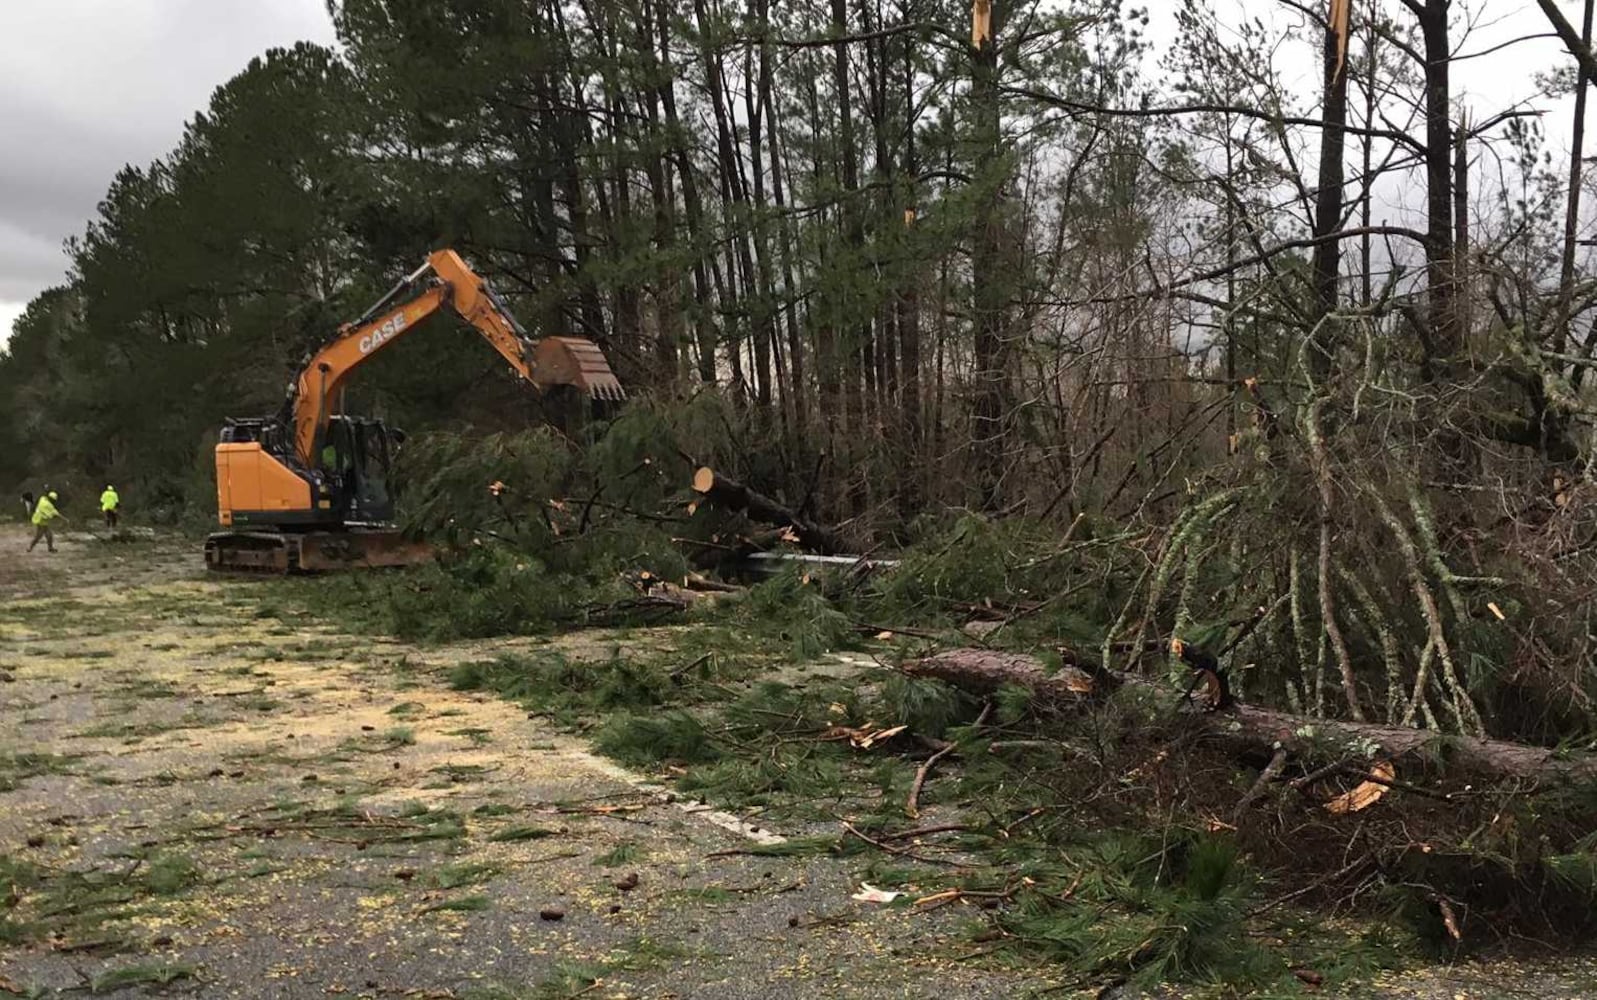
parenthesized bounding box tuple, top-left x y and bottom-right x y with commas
(7, 0, 1597, 745)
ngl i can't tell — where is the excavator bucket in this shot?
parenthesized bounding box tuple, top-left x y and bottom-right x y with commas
(530, 336, 626, 401)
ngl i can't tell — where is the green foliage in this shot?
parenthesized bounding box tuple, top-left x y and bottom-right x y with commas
(994, 683, 1035, 725)
(486, 825, 558, 843)
(862, 514, 1127, 637)
(880, 675, 972, 738)
(449, 650, 673, 725)
(419, 894, 492, 914)
(89, 962, 195, 994)
(581, 398, 717, 512)
(0, 849, 202, 950)
(309, 423, 707, 642)
(591, 842, 641, 867)
(593, 711, 719, 768)
(1543, 850, 1597, 898)
(738, 568, 857, 661)
(144, 853, 202, 896)
(722, 680, 864, 734)
(995, 831, 1270, 988)
(394, 430, 574, 546)
(678, 749, 845, 808)
(323, 548, 611, 640)
(424, 862, 502, 889)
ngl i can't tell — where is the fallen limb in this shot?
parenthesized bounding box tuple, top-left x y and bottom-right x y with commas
(691, 467, 845, 554)
(905, 703, 992, 818)
(902, 648, 1597, 783)
(906, 744, 956, 819)
(840, 820, 966, 867)
(1233, 748, 1289, 821)
(683, 572, 742, 594)
(879, 823, 974, 840)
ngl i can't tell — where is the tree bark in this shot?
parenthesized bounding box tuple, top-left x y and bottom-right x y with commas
(1554, 0, 1594, 356)
(969, 0, 1015, 510)
(1418, 0, 1459, 372)
(832, 0, 870, 514)
(654, 0, 719, 384)
(1309, 0, 1351, 376)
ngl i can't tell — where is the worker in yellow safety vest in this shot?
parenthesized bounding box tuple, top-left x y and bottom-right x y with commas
(100, 485, 121, 529)
(27, 490, 67, 553)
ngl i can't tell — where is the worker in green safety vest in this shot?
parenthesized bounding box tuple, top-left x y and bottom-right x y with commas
(100, 485, 121, 529)
(27, 490, 67, 553)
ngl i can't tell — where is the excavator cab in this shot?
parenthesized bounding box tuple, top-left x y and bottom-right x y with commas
(319, 416, 400, 525)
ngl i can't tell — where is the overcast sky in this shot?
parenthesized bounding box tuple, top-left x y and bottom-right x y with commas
(0, 0, 1584, 346)
(0, 0, 336, 341)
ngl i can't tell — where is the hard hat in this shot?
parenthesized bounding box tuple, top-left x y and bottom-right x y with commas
(48, 491, 58, 500)
(106, 485, 113, 490)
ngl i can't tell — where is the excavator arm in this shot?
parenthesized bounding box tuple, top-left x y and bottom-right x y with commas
(288, 249, 623, 467)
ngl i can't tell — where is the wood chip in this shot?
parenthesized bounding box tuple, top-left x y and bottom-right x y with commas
(1324, 761, 1395, 815)
(1439, 898, 1462, 941)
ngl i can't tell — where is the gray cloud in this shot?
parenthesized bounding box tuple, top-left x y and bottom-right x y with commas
(1, 0, 335, 320)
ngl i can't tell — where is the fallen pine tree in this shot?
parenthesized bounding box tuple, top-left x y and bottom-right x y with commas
(902, 648, 1597, 783)
(690, 466, 845, 555)
(893, 647, 1597, 951)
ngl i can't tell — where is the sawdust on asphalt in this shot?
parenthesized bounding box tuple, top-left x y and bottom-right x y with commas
(0, 527, 1057, 998)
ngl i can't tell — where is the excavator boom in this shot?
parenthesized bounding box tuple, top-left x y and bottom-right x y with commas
(289, 249, 623, 467)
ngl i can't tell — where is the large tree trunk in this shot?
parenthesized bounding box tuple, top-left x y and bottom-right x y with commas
(1418, 0, 1459, 373)
(763, 62, 807, 438)
(970, 0, 1015, 510)
(832, 0, 870, 515)
(903, 648, 1597, 783)
(1309, 0, 1350, 376)
(1555, 0, 1594, 357)
(896, 24, 923, 520)
(744, 0, 781, 423)
(654, 0, 718, 384)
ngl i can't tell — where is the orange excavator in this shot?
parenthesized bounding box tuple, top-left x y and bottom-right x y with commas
(206, 249, 624, 572)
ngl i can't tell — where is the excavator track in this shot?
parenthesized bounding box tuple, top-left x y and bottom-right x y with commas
(205, 530, 433, 574)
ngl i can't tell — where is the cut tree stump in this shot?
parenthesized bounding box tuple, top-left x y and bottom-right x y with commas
(691, 467, 845, 555)
(902, 648, 1597, 783)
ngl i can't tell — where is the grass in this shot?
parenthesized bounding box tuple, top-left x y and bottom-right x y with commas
(462, 937, 696, 1000)
(89, 962, 196, 994)
(424, 862, 502, 890)
(0, 751, 82, 791)
(487, 824, 559, 843)
(419, 893, 491, 914)
(591, 842, 641, 867)
(115, 677, 180, 699)
(337, 727, 417, 754)
(74, 712, 214, 740)
(429, 762, 496, 784)
(0, 850, 202, 950)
